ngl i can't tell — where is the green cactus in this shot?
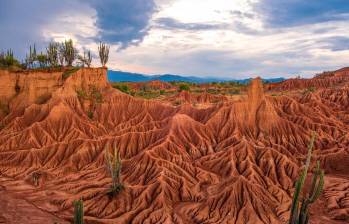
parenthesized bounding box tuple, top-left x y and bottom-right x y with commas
(289, 132, 325, 224)
(105, 147, 124, 196)
(73, 198, 84, 224)
(46, 42, 59, 67)
(98, 42, 109, 67)
(62, 39, 77, 67)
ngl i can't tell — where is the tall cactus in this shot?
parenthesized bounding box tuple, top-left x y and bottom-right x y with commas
(73, 198, 84, 224)
(105, 146, 124, 196)
(289, 132, 325, 224)
(25, 44, 37, 69)
(98, 42, 109, 67)
(62, 39, 77, 67)
(46, 42, 59, 67)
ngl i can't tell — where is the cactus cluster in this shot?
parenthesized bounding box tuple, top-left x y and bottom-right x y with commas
(289, 133, 325, 224)
(105, 146, 124, 196)
(0, 49, 21, 68)
(73, 198, 84, 224)
(98, 42, 109, 67)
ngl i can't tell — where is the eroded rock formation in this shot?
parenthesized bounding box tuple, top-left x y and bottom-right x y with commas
(0, 68, 348, 224)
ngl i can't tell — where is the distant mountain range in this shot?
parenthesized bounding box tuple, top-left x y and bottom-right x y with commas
(108, 70, 285, 84)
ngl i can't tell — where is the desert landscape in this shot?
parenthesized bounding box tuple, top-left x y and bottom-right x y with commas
(1, 1, 349, 223)
(0, 61, 349, 223)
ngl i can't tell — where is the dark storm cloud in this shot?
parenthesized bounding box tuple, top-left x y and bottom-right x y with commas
(0, 0, 158, 58)
(255, 0, 349, 27)
(0, 0, 73, 58)
(87, 0, 157, 48)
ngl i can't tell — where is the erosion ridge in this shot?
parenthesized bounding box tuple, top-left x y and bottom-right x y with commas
(0, 68, 348, 223)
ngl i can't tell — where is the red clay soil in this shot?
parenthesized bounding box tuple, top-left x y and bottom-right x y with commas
(0, 68, 349, 223)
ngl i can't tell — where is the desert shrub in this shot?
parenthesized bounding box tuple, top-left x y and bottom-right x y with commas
(288, 132, 324, 224)
(302, 87, 316, 95)
(0, 123, 5, 130)
(228, 89, 240, 95)
(62, 67, 79, 80)
(91, 87, 103, 103)
(0, 49, 21, 68)
(87, 111, 93, 119)
(36, 53, 48, 68)
(73, 199, 84, 224)
(179, 84, 190, 92)
(112, 84, 129, 93)
(76, 89, 87, 99)
(160, 90, 165, 95)
(105, 147, 124, 196)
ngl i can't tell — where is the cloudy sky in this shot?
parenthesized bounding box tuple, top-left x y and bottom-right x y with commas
(1, 0, 349, 78)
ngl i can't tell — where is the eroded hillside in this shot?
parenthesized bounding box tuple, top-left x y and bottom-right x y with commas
(0, 68, 348, 224)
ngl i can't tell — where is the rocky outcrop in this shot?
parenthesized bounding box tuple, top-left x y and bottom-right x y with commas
(0, 68, 107, 114)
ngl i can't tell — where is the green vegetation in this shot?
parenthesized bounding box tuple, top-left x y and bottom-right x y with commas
(76, 89, 88, 99)
(105, 147, 124, 196)
(288, 133, 324, 224)
(110, 80, 246, 100)
(73, 199, 84, 224)
(98, 42, 110, 67)
(36, 53, 48, 68)
(91, 87, 103, 104)
(0, 49, 21, 69)
(61, 39, 77, 66)
(46, 42, 59, 67)
(302, 87, 316, 95)
(179, 84, 190, 92)
(112, 83, 130, 94)
(87, 111, 93, 119)
(1, 39, 98, 72)
(63, 67, 80, 80)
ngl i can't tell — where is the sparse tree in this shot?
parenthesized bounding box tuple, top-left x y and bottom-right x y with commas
(46, 42, 59, 67)
(98, 42, 109, 67)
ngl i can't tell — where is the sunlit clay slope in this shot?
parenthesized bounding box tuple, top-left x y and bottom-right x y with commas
(0, 68, 348, 224)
